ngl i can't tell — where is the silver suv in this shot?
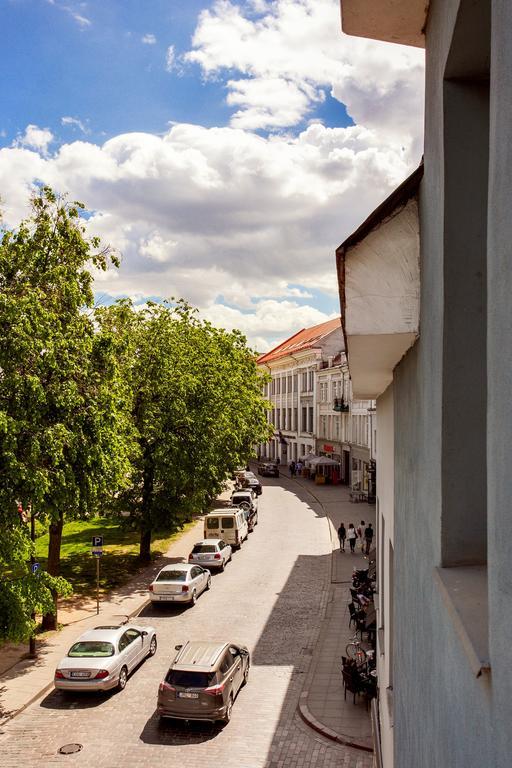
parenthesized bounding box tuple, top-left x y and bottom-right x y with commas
(157, 640, 250, 723)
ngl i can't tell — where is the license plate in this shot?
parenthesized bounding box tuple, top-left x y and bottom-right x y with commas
(159, 595, 174, 600)
(178, 692, 199, 699)
(70, 671, 90, 678)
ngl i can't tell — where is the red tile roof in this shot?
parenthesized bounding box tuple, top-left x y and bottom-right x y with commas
(257, 318, 341, 365)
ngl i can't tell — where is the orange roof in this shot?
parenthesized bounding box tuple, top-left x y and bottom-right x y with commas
(257, 318, 341, 365)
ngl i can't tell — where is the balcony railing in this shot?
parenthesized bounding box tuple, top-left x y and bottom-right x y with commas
(333, 397, 349, 413)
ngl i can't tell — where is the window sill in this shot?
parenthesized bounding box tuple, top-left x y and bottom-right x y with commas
(434, 565, 490, 677)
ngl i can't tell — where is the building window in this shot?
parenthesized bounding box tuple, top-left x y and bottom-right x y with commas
(302, 407, 307, 432)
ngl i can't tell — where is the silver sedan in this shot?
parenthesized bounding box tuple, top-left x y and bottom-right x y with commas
(54, 622, 157, 692)
(149, 562, 211, 605)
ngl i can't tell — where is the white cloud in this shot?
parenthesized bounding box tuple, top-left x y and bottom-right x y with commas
(61, 116, 89, 134)
(46, 0, 91, 28)
(201, 299, 338, 351)
(165, 45, 176, 72)
(14, 124, 54, 154)
(186, 0, 424, 150)
(142, 33, 157, 45)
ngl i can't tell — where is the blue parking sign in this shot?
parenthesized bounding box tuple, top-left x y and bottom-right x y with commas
(92, 535, 103, 547)
(31, 562, 40, 575)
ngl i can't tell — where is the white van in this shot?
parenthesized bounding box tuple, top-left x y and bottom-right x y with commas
(204, 509, 248, 550)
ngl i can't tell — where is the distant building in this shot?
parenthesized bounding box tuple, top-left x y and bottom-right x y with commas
(257, 319, 375, 490)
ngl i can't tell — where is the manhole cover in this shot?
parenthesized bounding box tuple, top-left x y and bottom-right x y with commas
(58, 744, 83, 755)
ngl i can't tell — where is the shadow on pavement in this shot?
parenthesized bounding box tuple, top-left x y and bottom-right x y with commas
(140, 711, 221, 745)
(39, 688, 113, 710)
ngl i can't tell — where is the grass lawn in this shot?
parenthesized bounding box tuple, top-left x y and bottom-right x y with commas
(34, 517, 198, 599)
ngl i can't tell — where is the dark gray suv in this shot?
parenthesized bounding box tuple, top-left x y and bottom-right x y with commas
(157, 641, 250, 724)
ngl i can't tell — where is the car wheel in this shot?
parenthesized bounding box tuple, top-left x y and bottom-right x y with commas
(149, 635, 157, 656)
(223, 696, 234, 724)
(242, 662, 250, 686)
(206, 575, 212, 590)
(190, 590, 197, 606)
(117, 666, 128, 691)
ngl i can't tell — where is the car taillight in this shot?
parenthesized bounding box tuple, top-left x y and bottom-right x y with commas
(235, 531, 239, 544)
(181, 585, 189, 593)
(149, 584, 154, 592)
(214, 553, 221, 559)
(94, 670, 109, 680)
(188, 553, 193, 560)
(204, 683, 225, 696)
(159, 681, 175, 693)
(55, 670, 64, 679)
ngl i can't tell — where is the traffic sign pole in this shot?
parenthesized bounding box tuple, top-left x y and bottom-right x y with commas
(29, 509, 37, 658)
(96, 555, 100, 615)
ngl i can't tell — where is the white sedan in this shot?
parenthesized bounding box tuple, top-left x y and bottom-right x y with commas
(188, 539, 232, 571)
(149, 563, 211, 605)
(54, 622, 157, 692)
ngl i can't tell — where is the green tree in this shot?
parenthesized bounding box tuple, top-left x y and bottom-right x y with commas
(0, 188, 135, 636)
(111, 300, 271, 562)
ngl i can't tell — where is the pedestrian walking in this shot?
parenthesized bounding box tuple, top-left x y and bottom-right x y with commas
(364, 522, 374, 555)
(289, 460, 296, 477)
(337, 522, 346, 552)
(296, 460, 303, 476)
(347, 523, 357, 553)
(357, 520, 365, 552)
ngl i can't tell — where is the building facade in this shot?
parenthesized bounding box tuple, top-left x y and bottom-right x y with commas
(338, 2, 511, 768)
(257, 319, 375, 490)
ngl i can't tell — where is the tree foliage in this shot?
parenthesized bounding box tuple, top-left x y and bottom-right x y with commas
(0, 188, 135, 637)
(101, 300, 272, 561)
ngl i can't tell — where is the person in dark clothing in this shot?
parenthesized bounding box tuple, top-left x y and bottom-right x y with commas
(290, 460, 296, 477)
(364, 523, 374, 555)
(337, 523, 346, 552)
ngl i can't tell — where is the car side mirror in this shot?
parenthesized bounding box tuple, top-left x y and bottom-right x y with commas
(175, 644, 183, 651)
(141, 630, 148, 637)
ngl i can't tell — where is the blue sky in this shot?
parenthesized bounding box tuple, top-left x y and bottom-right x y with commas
(0, 0, 423, 350)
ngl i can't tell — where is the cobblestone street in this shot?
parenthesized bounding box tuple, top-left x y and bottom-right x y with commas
(0, 477, 372, 768)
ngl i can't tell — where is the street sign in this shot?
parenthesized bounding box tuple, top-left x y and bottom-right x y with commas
(31, 562, 40, 575)
(91, 549, 103, 557)
(92, 535, 103, 547)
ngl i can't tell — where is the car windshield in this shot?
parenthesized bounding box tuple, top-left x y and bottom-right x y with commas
(232, 495, 250, 503)
(68, 641, 115, 658)
(206, 518, 219, 529)
(166, 670, 217, 688)
(192, 545, 217, 554)
(156, 570, 187, 582)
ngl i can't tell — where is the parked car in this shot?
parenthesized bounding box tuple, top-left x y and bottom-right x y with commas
(230, 490, 258, 532)
(149, 563, 211, 606)
(204, 509, 249, 550)
(258, 461, 279, 477)
(230, 488, 258, 512)
(237, 472, 263, 495)
(157, 640, 250, 723)
(188, 539, 232, 571)
(54, 622, 157, 692)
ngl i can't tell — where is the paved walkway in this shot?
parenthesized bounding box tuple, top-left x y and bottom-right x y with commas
(277, 470, 376, 752)
(0, 470, 376, 761)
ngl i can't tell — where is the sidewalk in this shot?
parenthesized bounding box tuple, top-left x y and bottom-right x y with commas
(0, 489, 235, 725)
(279, 470, 376, 753)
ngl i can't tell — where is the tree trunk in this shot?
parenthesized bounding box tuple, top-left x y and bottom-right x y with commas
(139, 527, 152, 563)
(41, 511, 64, 631)
(139, 444, 154, 563)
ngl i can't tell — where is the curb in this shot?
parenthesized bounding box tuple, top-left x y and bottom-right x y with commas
(298, 693, 374, 753)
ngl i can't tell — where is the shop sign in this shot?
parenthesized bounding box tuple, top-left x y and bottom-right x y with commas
(323, 444, 334, 452)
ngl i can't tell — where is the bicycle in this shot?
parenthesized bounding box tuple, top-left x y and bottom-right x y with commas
(345, 634, 368, 666)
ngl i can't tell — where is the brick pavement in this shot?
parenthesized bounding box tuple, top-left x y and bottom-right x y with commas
(0, 473, 374, 768)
